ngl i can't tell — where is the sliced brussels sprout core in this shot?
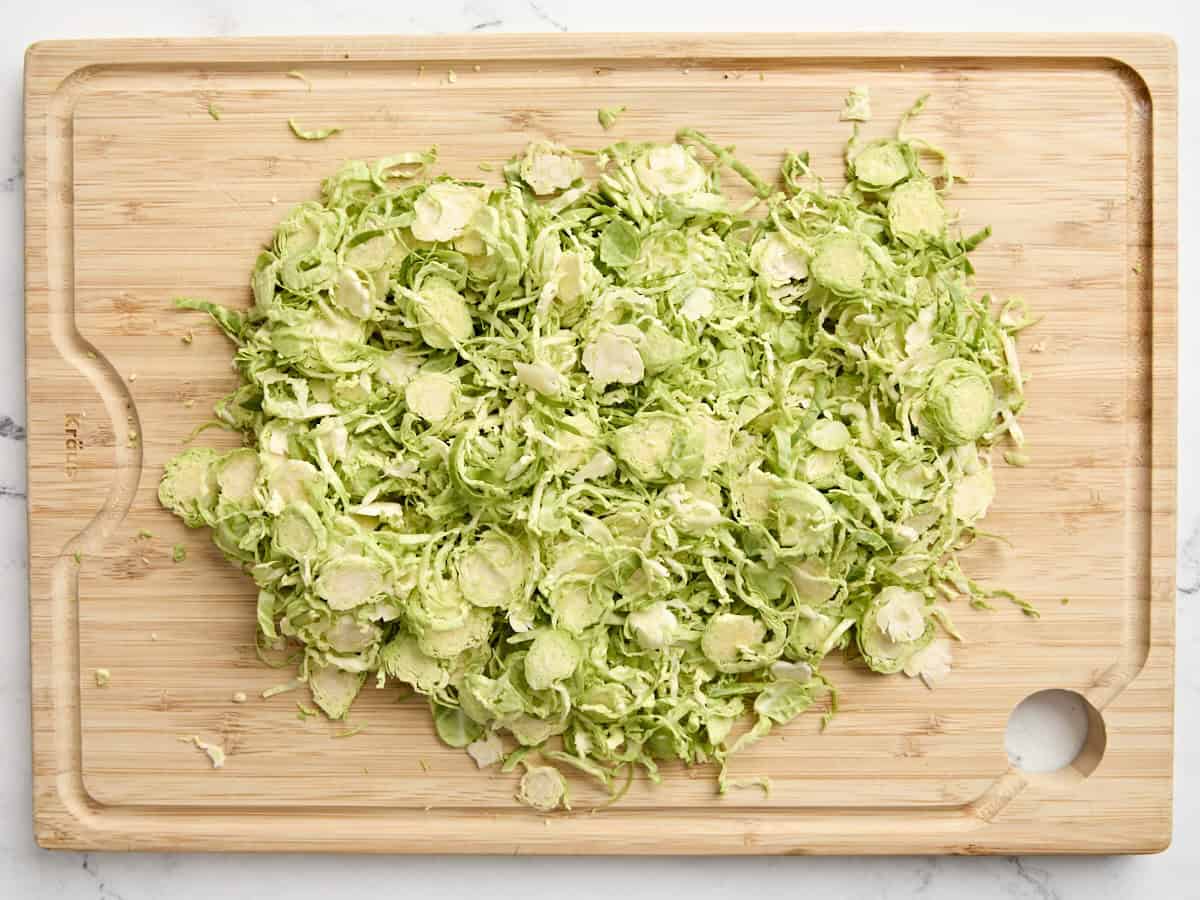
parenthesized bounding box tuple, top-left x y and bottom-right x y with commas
(315, 556, 386, 610)
(858, 587, 935, 675)
(888, 178, 947, 246)
(633, 144, 706, 196)
(525, 629, 581, 691)
(701, 613, 767, 673)
(852, 140, 910, 188)
(812, 234, 869, 295)
(520, 141, 583, 196)
(159, 448, 220, 527)
(922, 359, 995, 446)
(517, 765, 569, 812)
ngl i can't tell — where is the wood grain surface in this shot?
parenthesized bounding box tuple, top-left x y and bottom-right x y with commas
(24, 33, 1177, 854)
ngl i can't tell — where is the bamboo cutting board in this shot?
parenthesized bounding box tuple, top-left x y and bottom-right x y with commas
(25, 33, 1177, 854)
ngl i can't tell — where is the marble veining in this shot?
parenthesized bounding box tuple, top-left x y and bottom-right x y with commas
(1, 1, 1196, 897)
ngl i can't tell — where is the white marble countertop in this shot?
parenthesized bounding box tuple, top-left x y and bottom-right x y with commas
(2, 1, 1196, 896)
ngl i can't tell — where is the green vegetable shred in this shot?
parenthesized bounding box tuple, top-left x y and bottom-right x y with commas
(288, 118, 342, 141)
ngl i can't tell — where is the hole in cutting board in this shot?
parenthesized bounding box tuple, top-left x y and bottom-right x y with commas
(1005, 689, 1106, 777)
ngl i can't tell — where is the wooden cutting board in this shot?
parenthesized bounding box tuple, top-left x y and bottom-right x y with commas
(25, 33, 1177, 855)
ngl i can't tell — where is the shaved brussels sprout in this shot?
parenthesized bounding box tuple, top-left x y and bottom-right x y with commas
(858, 587, 935, 675)
(922, 359, 996, 446)
(888, 178, 946, 246)
(308, 663, 365, 719)
(159, 448, 220, 527)
(458, 530, 529, 608)
(751, 233, 808, 286)
(851, 140, 910, 188)
(626, 601, 678, 650)
(162, 90, 1030, 808)
(519, 141, 583, 196)
(517, 764, 569, 812)
(702, 613, 767, 673)
(524, 630, 580, 690)
(633, 144, 706, 197)
(405, 372, 458, 422)
(903, 636, 954, 685)
(315, 556, 386, 610)
(466, 730, 505, 768)
(841, 85, 872, 122)
(611, 412, 704, 483)
(434, 704, 483, 748)
(411, 182, 482, 243)
(812, 234, 869, 295)
(582, 331, 644, 387)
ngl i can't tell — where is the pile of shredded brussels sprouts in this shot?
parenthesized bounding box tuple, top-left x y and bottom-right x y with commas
(160, 93, 1032, 810)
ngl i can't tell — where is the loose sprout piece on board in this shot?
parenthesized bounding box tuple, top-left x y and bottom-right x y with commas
(160, 90, 1032, 806)
(598, 105, 627, 131)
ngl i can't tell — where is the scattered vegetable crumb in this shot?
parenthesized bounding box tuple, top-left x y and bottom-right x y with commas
(285, 69, 312, 91)
(1004, 451, 1031, 467)
(466, 732, 505, 768)
(207, 103, 222, 121)
(182, 330, 194, 345)
(1061, 597, 1071, 606)
(841, 85, 872, 121)
(332, 724, 365, 738)
(1004, 593, 1042, 619)
(288, 118, 342, 141)
(719, 775, 771, 797)
(597, 104, 626, 130)
(137, 528, 153, 539)
(232, 691, 248, 704)
(903, 637, 954, 687)
(447, 69, 457, 84)
(296, 701, 319, 719)
(179, 735, 226, 769)
(172, 544, 187, 563)
(72, 551, 82, 565)
(262, 679, 302, 699)
(128, 372, 137, 382)
(94, 668, 111, 687)
(418, 758, 430, 772)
